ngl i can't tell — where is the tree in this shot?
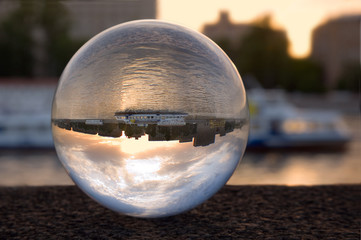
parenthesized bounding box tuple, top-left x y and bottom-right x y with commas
(216, 15, 324, 92)
(0, 1, 34, 76)
(0, 0, 85, 78)
(235, 15, 290, 88)
(285, 58, 324, 92)
(336, 63, 360, 92)
(40, 0, 84, 76)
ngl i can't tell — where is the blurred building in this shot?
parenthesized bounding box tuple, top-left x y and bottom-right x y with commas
(311, 15, 360, 88)
(63, 0, 157, 39)
(0, 1, 16, 21)
(0, 0, 157, 40)
(0, 0, 157, 77)
(202, 11, 251, 48)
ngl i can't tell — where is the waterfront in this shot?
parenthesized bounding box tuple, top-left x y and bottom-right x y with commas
(0, 114, 359, 186)
(0, 83, 359, 186)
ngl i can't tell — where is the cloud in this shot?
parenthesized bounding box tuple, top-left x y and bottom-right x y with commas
(53, 126, 247, 217)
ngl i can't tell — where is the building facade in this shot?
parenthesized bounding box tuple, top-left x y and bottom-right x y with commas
(202, 11, 251, 48)
(63, 0, 157, 39)
(0, 0, 157, 77)
(0, 0, 157, 40)
(311, 15, 360, 88)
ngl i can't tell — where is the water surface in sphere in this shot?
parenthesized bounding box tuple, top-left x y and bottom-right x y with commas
(52, 20, 249, 218)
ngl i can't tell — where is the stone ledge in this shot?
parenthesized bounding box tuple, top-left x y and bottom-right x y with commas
(0, 185, 359, 239)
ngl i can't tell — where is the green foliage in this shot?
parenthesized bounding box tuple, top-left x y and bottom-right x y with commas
(146, 124, 157, 137)
(0, 1, 34, 76)
(216, 15, 324, 92)
(284, 58, 324, 93)
(237, 26, 289, 88)
(336, 63, 360, 92)
(0, 0, 85, 77)
(40, 1, 85, 75)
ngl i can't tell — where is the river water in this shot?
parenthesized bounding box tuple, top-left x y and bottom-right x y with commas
(0, 82, 359, 186)
(0, 116, 359, 186)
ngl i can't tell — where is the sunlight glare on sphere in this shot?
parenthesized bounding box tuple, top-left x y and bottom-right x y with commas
(52, 20, 249, 218)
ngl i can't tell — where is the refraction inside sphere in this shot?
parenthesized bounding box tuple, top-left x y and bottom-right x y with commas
(52, 20, 249, 218)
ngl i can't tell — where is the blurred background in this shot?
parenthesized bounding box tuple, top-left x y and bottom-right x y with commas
(0, 0, 360, 186)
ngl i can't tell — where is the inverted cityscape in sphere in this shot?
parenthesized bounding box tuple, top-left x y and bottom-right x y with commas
(52, 20, 249, 218)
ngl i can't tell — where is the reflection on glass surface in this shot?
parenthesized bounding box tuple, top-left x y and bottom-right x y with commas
(52, 20, 249, 218)
(52, 117, 247, 217)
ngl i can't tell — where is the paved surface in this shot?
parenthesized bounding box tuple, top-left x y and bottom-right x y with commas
(0, 185, 359, 239)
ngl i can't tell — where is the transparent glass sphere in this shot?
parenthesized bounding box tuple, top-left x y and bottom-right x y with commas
(52, 20, 249, 218)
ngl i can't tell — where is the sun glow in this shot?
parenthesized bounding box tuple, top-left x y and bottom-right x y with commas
(119, 132, 181, 155)
(125, 158, 161, 174)
(124, 157, 170, 184)
(100, 131, 183, 155)
(158, 0, 361, 58)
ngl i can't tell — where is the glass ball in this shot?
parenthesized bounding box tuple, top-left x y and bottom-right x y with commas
(52, 20, 249, 218)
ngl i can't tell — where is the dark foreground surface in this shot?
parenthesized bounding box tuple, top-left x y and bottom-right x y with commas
(0, 185, 359, 239)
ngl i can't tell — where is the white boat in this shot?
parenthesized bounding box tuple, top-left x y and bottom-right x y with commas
(85, 119, 103, 125)
(247, 89, 350, 149)
(0, 112, 53, 148)
(114, 111, 188, 126)
(0, 84, 55, 148)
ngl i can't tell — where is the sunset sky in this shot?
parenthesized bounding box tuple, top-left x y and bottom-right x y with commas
(158, 0, 361, 58)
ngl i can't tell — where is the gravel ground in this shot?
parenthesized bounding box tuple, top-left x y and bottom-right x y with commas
(0, 185, 360, 239)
